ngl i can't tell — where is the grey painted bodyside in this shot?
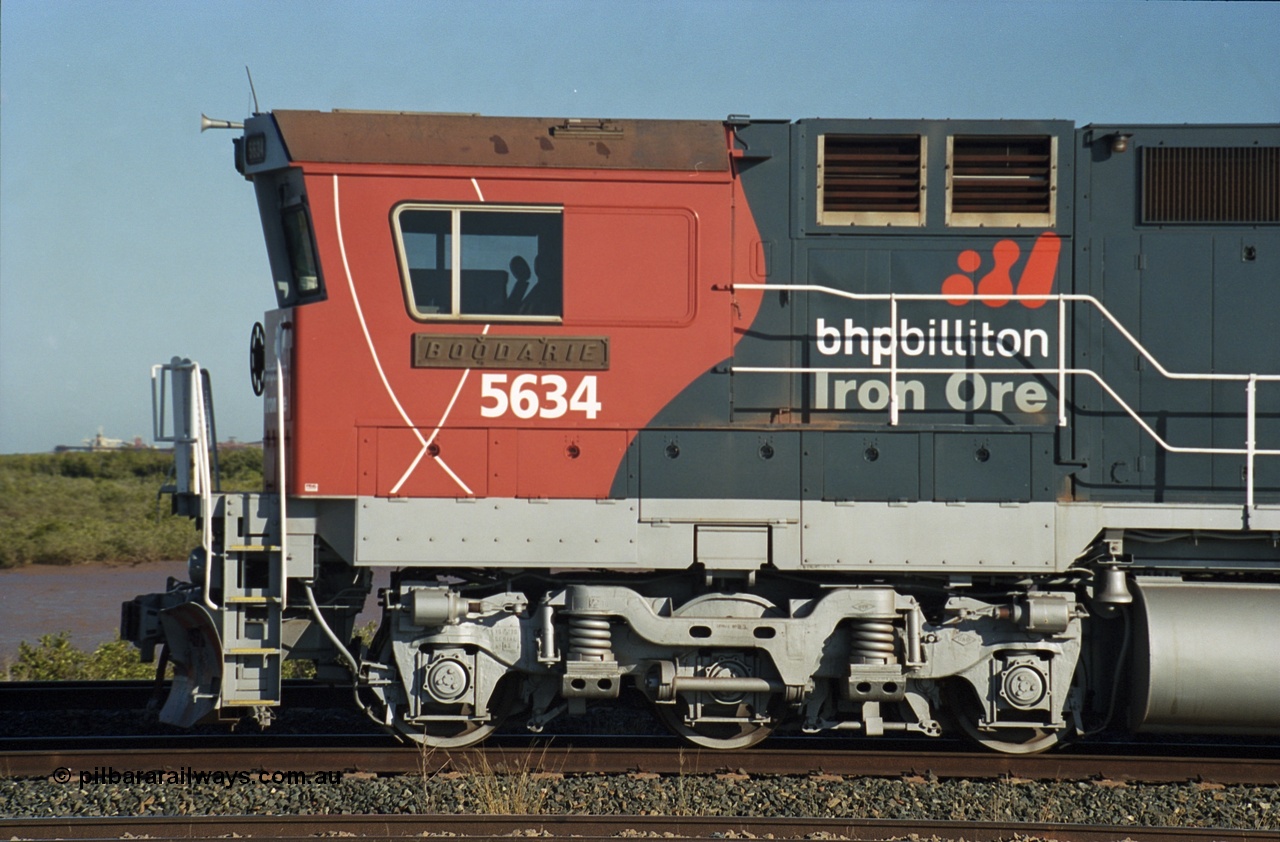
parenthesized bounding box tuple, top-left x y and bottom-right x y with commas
(339, 494, 1280, 572)
(641, 121, 1280, 511)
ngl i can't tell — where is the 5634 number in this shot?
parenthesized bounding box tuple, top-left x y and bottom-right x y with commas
(480, 374, 601, 420)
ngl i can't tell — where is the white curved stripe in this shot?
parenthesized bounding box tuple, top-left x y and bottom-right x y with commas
(433, 454, 474, 496)
(428, 324, 489, 448)
(390, 324, 490, 494)
(390, 444, 431, 495)
(333, 175, 475, 496)
(333, 176, 425, 444)
(472, 178, 485, 201)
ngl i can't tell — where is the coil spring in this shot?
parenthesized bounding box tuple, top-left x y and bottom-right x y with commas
(849, 619, 897, 665)
(568, 615, 612, 661)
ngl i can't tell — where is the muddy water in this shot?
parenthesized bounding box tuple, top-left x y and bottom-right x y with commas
(0, 561, 185, 660)
(0, 561, 389, 661)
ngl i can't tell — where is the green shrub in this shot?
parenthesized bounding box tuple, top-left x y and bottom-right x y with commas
(0, 448, 263, 568)
(4, 632, 161, 681)
(216, 446, 264, 491)
(282, 658, 317, 679)
(4, 630, 316, 681)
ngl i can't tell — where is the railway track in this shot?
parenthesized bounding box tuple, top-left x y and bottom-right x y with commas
(3, 679, 1278, 784)
(4, 742, 1278, 785)
(5, 735, 1275, 839)
(1, 813, 1275, 842)
(0, 679, 355, 710)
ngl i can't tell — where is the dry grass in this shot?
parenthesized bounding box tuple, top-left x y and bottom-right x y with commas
(419, 738, 560, 814)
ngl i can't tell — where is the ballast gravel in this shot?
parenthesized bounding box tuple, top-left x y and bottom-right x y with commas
(2, 769, 1276, 830)
(3, 703, 1276, 832)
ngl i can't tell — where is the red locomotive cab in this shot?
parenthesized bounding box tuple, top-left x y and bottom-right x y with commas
(242, 111, 766, 507)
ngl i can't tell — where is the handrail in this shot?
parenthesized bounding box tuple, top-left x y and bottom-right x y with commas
(151, 359, 216, 609)
(275, 326, 289, 607)
(193, 368, 215, 610)
(730, 284, 1279, 517)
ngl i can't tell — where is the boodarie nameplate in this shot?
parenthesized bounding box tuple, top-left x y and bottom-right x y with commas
(412, 334, 609, 370)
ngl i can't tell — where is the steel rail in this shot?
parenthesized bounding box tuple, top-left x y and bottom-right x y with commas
(4, 745, 1278, 785)
(0, 813, 1273, 842)
(0, 680, 356, 710)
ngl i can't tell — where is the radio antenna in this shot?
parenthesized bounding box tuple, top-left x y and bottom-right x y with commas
(246, 66, 261, 114)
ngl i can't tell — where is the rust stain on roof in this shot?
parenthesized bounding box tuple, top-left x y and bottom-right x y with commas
(272, 110, 729, 172)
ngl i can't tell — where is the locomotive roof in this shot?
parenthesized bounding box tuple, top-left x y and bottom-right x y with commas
(269, 110, 729, 172)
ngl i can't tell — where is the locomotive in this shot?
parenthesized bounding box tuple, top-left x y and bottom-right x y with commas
(123, 110, 1280, 753)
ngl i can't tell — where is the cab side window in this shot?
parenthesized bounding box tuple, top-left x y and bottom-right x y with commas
(395, 205, 563, 321)
(281, 204, 324, 300)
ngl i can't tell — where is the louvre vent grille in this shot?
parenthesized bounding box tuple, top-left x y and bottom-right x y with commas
(950, 135, 1053, 214)
(1142, 146, 1280, 224)
(820, 135, 923, 216)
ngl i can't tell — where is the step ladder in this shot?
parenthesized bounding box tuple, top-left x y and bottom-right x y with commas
(218, 543, 283, 709)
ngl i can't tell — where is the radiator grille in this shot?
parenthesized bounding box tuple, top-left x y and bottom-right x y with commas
(950, 135, 1054, 214)
(1142, 146, 1280, 224)
(817, 135, 924, 225)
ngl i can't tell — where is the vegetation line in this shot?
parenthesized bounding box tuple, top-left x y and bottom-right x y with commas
(3, 632, 160, 681)
(0, 448, 262, 569)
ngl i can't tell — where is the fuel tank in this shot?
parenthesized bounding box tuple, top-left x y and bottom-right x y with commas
(1131, 579, 1280, 734)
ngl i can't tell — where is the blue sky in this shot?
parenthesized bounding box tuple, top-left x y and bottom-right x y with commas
(2, 0, 1278, 453)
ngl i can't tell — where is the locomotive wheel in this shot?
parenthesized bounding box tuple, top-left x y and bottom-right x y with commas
(944, 681, 1067, 755)
(653, 592, 781, 750)
(395, 675, 520, 749)
(655, 701, 775, 750)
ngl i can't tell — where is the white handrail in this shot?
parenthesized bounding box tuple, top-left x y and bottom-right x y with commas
(275, 327, 289, 607)
(191, 366, 215, 610)
(730, 283, 1278, 515)
(1248, 375, 1258, 513)
(151, 359, 216, 609)
(733, 284, 1280, 383)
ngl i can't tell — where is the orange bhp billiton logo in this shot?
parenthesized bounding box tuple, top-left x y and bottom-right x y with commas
(941, 232, 1061, 308)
